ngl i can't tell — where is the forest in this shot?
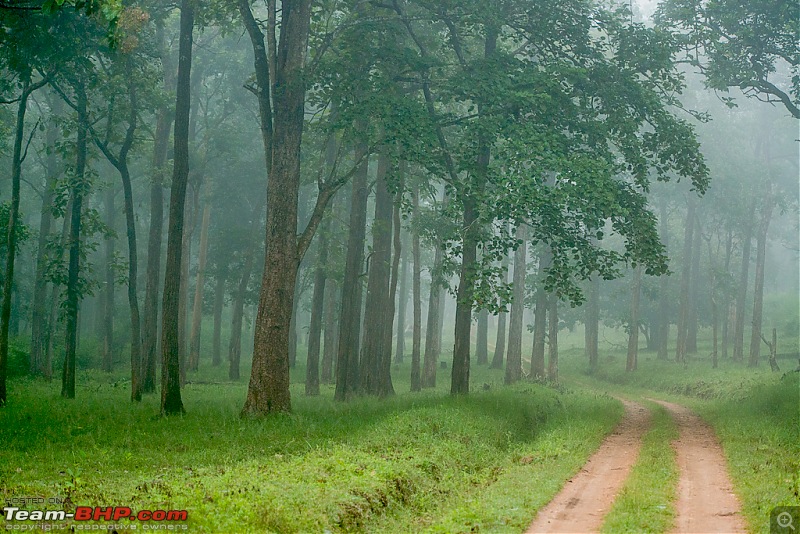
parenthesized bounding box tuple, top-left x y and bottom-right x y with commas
(1, 0, 798, 532)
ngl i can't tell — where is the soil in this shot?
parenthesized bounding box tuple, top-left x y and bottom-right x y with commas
(525, 399, 650, 533)
(653, 400, 746, 534)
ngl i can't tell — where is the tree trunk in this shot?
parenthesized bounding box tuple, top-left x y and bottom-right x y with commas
(160, 0, 193, 415)
(687, 221, 701, 353)
(178, 189, 196, 385)
(627, 266, 642, 372)
(450, 194, 478, 395)
(548, 294, 559, 381)
(394, 235, 409, 364)
(211, 264, 226, 367)
(675, 197, 696, 364)
(505, 225, 527, 384)
(142, 18, 174, 394)
(490, 254, 509, 370)
(360, 153, 395, 397)
(531, 246, 550, 379)
(585, 275, 600, 372)
(321, 279, 338, 384)
(229, 248, 255, 381)
(656, 199, 670, 360)
(1, 79, 41, 404)
(61, 84, 88, 400)
(720, 227, 733, 360)
(410, 184, 422, 392)
(476, 310, 489, 365)
(334, 144, 369, 401)
(102, 188, 116, 373)
(422, 219, 444, 388)
(30, 96, 61, 379)
(732, 199, 756, 362)
(748, 197, 774, 367)
(189, 203, 211, 371)
(305, 214, 329, 396)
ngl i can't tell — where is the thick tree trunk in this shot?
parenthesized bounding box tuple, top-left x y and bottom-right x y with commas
(189, 203, 211, 371)
(585, 276, 600, 371)
(548, 294, 558, 381)
(450, 195, 479, 395)
(142, 19, 174, 394)
(61, 84, 88, 400)
(675, 197, 696, 364)
(732, 200, 756, 362)
(30, 96, 61, 379)
(410, 184, 422, 391)
(505, 225, 527, 384)
(1, 79, 41, 404)
(531, 246, 550, 379)
(101, 189, 116, 373)
(360, 153, 395, 397)
(626, 266, 642, 372)
(748, 197, 774, 367)
(160, 0, 193, 415)
(334, 145, 369, 401)
(211, 265, 226, 366)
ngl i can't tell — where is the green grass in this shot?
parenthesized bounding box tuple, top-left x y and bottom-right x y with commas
(1, 361, 621, 533)
(601, 401, 679, 533)
(558, 342, 800, 533)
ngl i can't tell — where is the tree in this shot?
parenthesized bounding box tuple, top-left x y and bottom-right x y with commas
(657, 0, 800, 118)
(160, 0, 193, 415)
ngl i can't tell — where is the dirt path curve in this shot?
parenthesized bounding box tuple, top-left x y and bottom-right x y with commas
(652, 400, 746, 534)
(525, 399, 650, 534)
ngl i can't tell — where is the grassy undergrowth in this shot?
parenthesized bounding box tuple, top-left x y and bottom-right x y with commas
(1, 363, 620, 533)
(601, 401, 678, 533)
(560, 346, 800, 533)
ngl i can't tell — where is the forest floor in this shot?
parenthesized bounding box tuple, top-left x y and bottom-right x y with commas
(1, 330, 798, 533)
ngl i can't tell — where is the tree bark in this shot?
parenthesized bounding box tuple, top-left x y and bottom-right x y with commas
(321, 278, 338, 384)
(505, 225, 527, 384)
(656, 199, 670, 360)
(748, 196, 774, 367)
(61, 83, 88, 400)
(422, 215, 444, 388)
(211, 263, 227, 367)
(476, 310, 489, 365)
(305, 214, 329, 396)
(30, 95, 61, 379)
(732, 199, 756, 362)
(142, 16, 175, 394)
(720, 226, 733, 360)
(189, 202, 211, 371)
(548, 294, 559, 381)
(242, 0, 314, 416)
(334, 144, 369, 401)
(229, 247, 255, 381)
(360, 153, 395, 397)
(675, 196, 696, 364)
(687, 220, 701, 353)
(626, 266, 642, 372)
(490, 254, 509, 370)
(101, 188, 116, 373)
(531, 246, 550, 379)
(410, 184, 422, 391)
(585, 275, 600, 372)
(394, 235, 409, 364)
(160, 0, 193, 415)
(1, 78, 44, 404)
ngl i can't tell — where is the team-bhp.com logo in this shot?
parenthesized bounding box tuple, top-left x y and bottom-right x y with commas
(4, 506, 188, 530)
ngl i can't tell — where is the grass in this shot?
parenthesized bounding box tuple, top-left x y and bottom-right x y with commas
(1, 360, 621, 533)
(600, 401, 679, 533)
(557, 331, 800, 534)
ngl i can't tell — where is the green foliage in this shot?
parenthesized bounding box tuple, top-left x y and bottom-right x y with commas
(601, 402, 679, 533)
(0, 364, 620, 532)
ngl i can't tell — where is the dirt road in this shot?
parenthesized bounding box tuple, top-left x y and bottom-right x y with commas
(525, 399, 650, 533)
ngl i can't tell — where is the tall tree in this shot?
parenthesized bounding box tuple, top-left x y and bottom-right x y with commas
(160, 0, 194, 415)
(504, 225, 527, 385)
